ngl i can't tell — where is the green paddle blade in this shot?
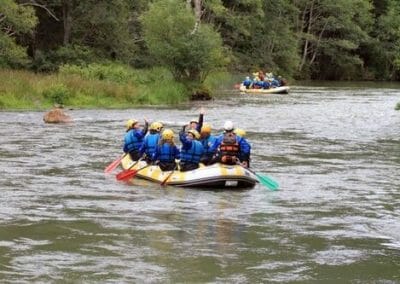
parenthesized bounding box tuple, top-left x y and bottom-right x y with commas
(255, 173, 279, 190)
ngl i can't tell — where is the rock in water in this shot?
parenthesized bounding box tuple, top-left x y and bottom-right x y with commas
(43, 107, 72, 123)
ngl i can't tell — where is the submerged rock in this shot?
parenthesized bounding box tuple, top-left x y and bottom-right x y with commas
(190, 89, 212, 101)
(43, 106, 72, 123)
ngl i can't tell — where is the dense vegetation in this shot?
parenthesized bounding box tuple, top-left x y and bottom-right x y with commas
(0, 65, 227, 109)
(1, 0, 400, 108)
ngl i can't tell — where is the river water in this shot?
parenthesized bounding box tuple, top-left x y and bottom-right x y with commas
(0, 84, 399, 282)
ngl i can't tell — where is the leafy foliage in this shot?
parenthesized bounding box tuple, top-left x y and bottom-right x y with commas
(141, 0, 228, 84)
(296, 0, 373, 79)
(2, 0, 400, 83)
(0, 0, 37, 67)
(70, 0, 136, 60)
(365, 0, 400, 80)
(42, 84, 70, 105)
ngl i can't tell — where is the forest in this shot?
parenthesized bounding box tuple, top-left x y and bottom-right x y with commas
(0, 0, 400, 109)
(1, 0, 400, 109)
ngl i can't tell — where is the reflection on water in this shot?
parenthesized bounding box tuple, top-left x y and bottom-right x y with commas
(0, 85, 400, 282)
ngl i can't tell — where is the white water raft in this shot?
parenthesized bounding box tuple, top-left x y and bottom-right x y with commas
(239, 84, 290, 94)
(121, 155, 258, 189)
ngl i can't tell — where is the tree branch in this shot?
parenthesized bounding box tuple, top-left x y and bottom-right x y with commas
(20, 1, 60, 21)
(310, 21, 328, 65)
(0, 14, 6, 24)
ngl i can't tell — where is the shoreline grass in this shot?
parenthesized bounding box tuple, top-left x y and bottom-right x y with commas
(0, 65, 201, 110)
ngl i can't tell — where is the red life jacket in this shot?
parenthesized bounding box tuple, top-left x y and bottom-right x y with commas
(219, 132, 240, 164)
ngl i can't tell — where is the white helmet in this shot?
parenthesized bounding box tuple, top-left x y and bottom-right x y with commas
(224, 120, 234, 131)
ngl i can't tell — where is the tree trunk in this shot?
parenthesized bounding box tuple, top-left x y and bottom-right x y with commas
(190, 0, 202, 35)
(186, 0, 192, 10)
(63, 0, 72, 45)
(299, 0, 314, 72)
(310, 21, 327, 65)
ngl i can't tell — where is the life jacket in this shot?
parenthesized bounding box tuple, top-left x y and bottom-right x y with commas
(143, 133, 160, 157)
(262, 81, 271, 89)
(201, 135, 217, 156)
(243, 79, 252, 87)
(158, 143, 176, 163)
(219, 132, 240, 164)
(124, 129, 144, 153)
(236, 136, 251, 162)
(180, 140, 203, 164)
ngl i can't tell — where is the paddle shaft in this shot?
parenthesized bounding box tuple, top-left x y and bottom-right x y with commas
(116, 163, 151, 181)
(104, 153, 127, 173)
(160, 165, 177, 186)
(115, 156, 145, 181)
(127, 156, 143, 171)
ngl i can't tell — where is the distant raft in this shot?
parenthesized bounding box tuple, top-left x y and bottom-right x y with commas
(239, 84, 290, 94)
(120, 155, 258, 189)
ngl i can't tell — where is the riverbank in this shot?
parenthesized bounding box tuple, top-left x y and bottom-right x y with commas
(0, 65, 229, 110)
(2, 67, 399, 111)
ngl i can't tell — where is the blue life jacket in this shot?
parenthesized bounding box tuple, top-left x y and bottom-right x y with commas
(180, 140, 204, 163)
(158, 143, 180, 162)
(243, 78, 252, 88)
(262, 81, 271, 89)
(141, 133, 160, 157)
(254, 80, 264, 88)
(271, 79, 280, 87)
(201, 135, 217, 157)
(123, 129, 145, 153)
(237, 136, 251, 160)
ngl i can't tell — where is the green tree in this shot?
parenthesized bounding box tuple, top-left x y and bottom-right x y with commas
(202, 0, 264, 71)
(29, 0, 137, 71)
(295, 0, 373, 79)
(257, 0, 300, 76)
(71, 0, 135, 60)
(201, 0, 299, 78)
(363, 0, 400, 80)
(0, 0, 37, 67)
(141, 0, 227, 85)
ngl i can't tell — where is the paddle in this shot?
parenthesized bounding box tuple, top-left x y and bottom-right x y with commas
(253, 172, 279, 191)
(115, 157, 144, 181)
(104, 153, 127, 173)
(160, 165, 177, 186)
(115, 164, 151, 181)
(239, 162, 279, 191)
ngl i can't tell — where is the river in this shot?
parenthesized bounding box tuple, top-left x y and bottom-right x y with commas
(0, 83, 399, 282)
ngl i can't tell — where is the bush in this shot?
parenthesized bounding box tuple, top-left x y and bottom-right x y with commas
(42, 84, 70, 105)
(396, 102, 400, 110)
(60, 63, 135, 83)
(31, 45, 97, 72)
(141, 0, 227, 83)
(0, 35, 30, 68)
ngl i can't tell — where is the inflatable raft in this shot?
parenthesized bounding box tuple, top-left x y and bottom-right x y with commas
(120, 155, 258, 189)
(239, 84, 290, 94)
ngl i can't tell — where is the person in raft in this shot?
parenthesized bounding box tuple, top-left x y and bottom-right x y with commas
(188, 107, 205, 133)
(233, 128, 251, 168)
(123, 118, 148, 161)
(152, 128, 180, 171)
(179, 125, 204, 172)
(199, 123, 217, 166)
(211, 120, 251, 168)
(139, 121, 163, 164)
(242, 76, 253, 89)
